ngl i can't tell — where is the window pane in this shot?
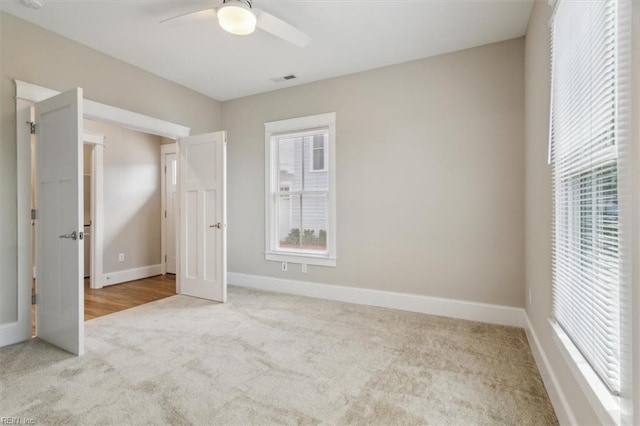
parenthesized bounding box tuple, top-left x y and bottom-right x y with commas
(312, 135, 325, 171)
(303, 135, 328, 191)
(313, 148, 324, 171)
(278, 137, 303, 192)
(302, 194, 328, 252)
(278, 194, 301, 250)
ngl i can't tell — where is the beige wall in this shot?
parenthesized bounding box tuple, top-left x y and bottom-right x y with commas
(0, 12, 222, 323)
(84, 119, 162, 274)
(222, 38, 525, 307)
(524, 1, 598, 423)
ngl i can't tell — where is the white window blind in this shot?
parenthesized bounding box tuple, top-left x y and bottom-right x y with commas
(550, 0, 624, 395)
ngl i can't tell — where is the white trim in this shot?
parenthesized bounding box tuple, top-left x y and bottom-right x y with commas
(264, 112, 337, 267)
(101, 264, 163, 287)
(265, 113, 336, 134)
(175, 140, 182, 294)
(14, 80, 59, 102)
(15, 80, 190, 139)
(523, 314, 577, 425)
(83, 130, 105, 146)
(82, 134, 105, 290)
(265, 252, 336, 267)
(550, 319, 621, 425)
(227, 272, 525, 328)
(160, 143, 177, 276)
(90, 144, 104, 289)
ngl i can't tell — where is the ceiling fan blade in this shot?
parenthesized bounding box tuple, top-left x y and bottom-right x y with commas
(255, 10, 312, 47)
(160, 8, 218, 25)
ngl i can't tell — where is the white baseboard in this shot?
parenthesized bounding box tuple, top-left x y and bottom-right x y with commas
(523, 314, 576, 425)
(101, 264, 162, 287)
(227, 272, 526, 328)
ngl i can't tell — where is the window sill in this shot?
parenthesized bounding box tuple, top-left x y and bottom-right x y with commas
(548, 318, 621, 425)
(265, 252, 336, 267)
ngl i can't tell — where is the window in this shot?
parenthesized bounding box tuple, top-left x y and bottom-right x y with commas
(549, 0, 630, 420)
(265, 113, 336, 267)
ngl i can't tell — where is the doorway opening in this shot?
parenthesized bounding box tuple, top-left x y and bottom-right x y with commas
(30, 119, 179, 334)
(9, 81, 227, 356)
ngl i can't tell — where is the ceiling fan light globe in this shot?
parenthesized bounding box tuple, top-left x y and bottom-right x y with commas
(217, 2, 257, 36)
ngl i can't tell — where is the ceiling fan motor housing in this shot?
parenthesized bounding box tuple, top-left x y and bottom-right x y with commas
(223, 0, 253, 8)
(218, 0, 257, 35)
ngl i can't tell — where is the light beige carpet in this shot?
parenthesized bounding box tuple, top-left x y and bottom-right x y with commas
(1, 286, 557, 425)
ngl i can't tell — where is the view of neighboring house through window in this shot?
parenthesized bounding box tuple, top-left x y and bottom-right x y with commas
(265, 113, 336, 267)
(311, 136, 327, 171)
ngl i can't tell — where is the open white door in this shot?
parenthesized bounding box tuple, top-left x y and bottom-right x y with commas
(178, 132, 227, 302)
(35, 88, 84, 355)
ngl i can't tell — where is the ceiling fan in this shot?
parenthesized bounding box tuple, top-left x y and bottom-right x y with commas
(160, 0, 312, 47)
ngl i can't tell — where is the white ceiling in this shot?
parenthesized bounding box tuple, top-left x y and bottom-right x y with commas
(1, 0, 534, 101)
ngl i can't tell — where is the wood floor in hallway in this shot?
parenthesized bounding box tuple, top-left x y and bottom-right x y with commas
(84, 274, 177, 320)
(32, 274, 177, 335)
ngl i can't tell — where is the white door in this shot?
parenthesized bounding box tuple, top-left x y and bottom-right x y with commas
(164, 151, 178, 274)
(179, 132, 226, 302)
(35, 88, 84, 355)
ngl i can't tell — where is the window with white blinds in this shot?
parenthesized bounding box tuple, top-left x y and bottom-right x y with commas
(550, 0, 624, 395)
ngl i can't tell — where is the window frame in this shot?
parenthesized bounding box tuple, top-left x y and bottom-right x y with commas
(264, 112, 337, 267)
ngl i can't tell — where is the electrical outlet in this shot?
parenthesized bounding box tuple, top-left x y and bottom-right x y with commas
(281, 262, 288, 272)
(301, 264, 308, 273)
(118, 253, 125, 263)
(528, 289, 532, 305)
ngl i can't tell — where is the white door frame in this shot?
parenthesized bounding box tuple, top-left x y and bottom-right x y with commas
(160, 143, 178, 276)
(83, 131, 105, 290)
(2, 80, 191, 348)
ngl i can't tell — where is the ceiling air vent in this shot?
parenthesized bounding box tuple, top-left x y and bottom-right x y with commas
(271, 74, 297, 83)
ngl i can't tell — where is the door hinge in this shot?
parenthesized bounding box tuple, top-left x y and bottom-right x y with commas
(28, 121, 36, 134)
(164, 166, 167, 174)
(31, 293, 37, 305)
(165, 255, 167, 263)
(31, 209, 36, 220)
(164, 210, 167, 218)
